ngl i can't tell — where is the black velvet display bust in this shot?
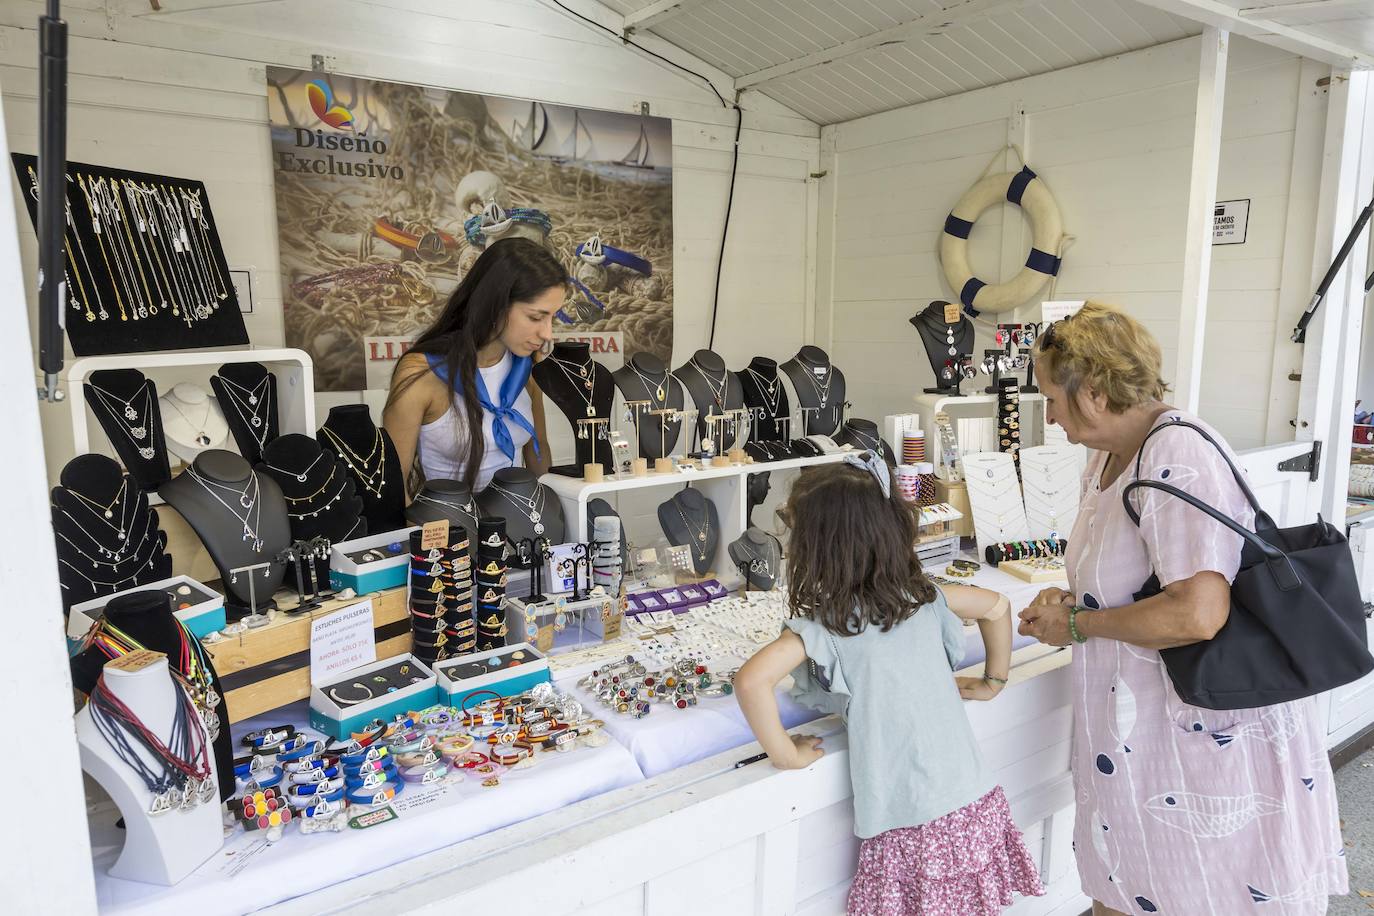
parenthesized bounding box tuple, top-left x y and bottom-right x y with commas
(159, 450, 290, 616)
(611, 352, 684, 460)
(673, 350, 744, 452)
(210, 361, 280, 466)
(84, 368, 171, 491)
(257, 434, 365, 543)
(532, 342, 616, 475)
(910, 301, 975, 394)
(834, 418, 896, 466)
(51, 454, 172, 612)
(407, 478, 481, 561)
(657, 487, 719, 577)
(317, 405, 405, 535)
(477, 468, 565, 548)
(70, 590, 235, 801)
(728, 527, 782, 591)
(738, 357, 796, 461)
(781, 346, 845, 436)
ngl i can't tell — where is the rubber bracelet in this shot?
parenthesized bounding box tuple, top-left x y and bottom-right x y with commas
(345, 781, 401, 807)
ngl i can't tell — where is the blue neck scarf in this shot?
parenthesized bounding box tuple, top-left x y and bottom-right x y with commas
(426, 352, 540, 463)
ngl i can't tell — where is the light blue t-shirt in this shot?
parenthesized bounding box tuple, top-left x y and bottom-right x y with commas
(785, 589, 993, 838)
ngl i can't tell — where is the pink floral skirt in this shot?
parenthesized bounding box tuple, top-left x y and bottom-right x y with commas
(847, 786, 1044, 916)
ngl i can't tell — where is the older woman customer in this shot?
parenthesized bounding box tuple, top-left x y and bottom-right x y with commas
(1016, 302, 1347, 915)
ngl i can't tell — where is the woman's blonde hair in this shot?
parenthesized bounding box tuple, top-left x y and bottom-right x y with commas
(1034, 301, 1169, 416)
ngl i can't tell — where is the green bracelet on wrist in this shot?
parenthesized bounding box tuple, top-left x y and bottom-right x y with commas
(1068, 605, 1088, 644)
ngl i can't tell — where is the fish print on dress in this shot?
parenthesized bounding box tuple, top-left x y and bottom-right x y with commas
(1248, 874, 1332, 907)
(1208, 704, 1301, 758)
(1145, 791, 1285, 839)
(1109, 676, 1136, 754)
(1089, 811, 1118, 883)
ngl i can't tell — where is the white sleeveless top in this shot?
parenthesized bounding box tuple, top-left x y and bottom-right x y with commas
(417, 351, 533, 492)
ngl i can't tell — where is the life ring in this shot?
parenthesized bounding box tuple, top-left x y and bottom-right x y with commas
(939, 165, 1063, 315)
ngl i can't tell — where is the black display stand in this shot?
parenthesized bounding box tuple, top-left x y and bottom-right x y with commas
(158, 450, 289, 617)
(532, 342, 615, 476)
(477, 468, 565, 548)
(611, 352, 683, 460)
(406, 479, 481, 562)
(781, 346, 845, 436)
(84, 368, 171, 490)
(673, 350, 744, 452)
(51, 455, 171, 612)
(210, 362, 279, 466)
(834, 418, 896, 466)
(10, 153, 247, 356)
(69, 590, 235, 801)
(911, 301, 975, 395)
(257, 434, 364, 591)
(317, 405, 405, 535)
(739, 357, 791, 443)
(657, 488, 719, 577)
(728, 528, 782, 591)
(746, 472, 772, 529)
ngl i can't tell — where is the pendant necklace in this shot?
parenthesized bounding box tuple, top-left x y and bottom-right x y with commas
(743, 368, 781, 419)
(415, 492, 479, 520)
(488, 483, 546, 536)
(59, 552, 159, 592)
(736, 539, 775, 577)
(56, 511, 155, 569)
(67, 477, 134, 539)
(800, 362, 833, 410)
(164, 394, 216, 448)
(673, 502, 711, 561)
(89, 383, 156, 459)
(629, 363, 670, 405)
(548, 355, 599, 417)
(689, 358, 730, 409)
(319, 427, 388, 498)
(217, 374, 272, 441)
(85, 617, 222, 741)
(263, 449, 325, 484)
(186, 465, 265, 551)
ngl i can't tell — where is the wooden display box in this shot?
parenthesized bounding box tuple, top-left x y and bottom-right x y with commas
(207, 586, 410, 721)
(934, 480, 973, 537)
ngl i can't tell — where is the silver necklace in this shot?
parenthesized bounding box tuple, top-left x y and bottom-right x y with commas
(319, 427, 387, 498)
(67, 477, 132, 533)
(847, 427, 886, 459)
(219, 378, 273, 446)
(688, 358, 730, 409)
(547, 357, 598, 417)
(744, 368, 781, 416)
(89, 384, 155, 459)
(218, 373, 268, 407)
(488, 483, 546, 536)
(56, 513, 155, 569)
(629, 364, 670, 405)
(736, 538, 776, 577)
(164, 394, 215, 448)
(799, 362, 833, 409)
(263, 450, 325, 484)
(186, 466, 264, 550)
(673, 502, 711, 560)
(59, 553, 158, 592)
(415, 492, 478, 518)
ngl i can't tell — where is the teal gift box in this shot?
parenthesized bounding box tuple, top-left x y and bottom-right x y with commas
(435, 643, 550, 710)
(329, 527, 418, 594)
(309, 654, 438, 739)
(67, 575, 226, 647)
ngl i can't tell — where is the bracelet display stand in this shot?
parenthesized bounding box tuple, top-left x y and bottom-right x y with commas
(75, 657, 223, 885)
(962, 452, 1031, 553)
(1019, 445, 1081, 540)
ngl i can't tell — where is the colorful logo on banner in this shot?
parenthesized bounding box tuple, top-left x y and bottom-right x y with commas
(307, 79, 354, 130)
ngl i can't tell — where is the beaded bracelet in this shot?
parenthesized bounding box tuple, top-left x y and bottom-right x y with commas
(1068, 606, 1088, 644)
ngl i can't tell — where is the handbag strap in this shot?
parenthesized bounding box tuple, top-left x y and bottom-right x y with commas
(1126, 416, 1276, 531)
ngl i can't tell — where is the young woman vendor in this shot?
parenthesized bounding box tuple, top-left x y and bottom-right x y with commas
(384, 238, 562, 493)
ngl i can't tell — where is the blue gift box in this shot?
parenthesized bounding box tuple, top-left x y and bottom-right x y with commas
(329, 527, 419, 595)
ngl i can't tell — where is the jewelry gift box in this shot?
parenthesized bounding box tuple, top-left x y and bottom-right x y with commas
(67, 574, 225, 643)
(329, 527, 419, 594)
(434, 643, 549, 710)
(309, 653, 438, 739)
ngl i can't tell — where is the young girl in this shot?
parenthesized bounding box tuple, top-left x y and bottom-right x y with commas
(735, 453, 1044, 915)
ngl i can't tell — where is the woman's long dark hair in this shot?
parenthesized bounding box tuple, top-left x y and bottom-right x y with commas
(388, 238, 566, 485)
(778, 462, 936, 635)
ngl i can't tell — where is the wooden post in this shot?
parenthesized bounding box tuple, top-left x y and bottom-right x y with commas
(1176, 28, 1229, 413)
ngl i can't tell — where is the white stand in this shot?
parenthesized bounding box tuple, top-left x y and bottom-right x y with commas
(75, 658, 222, 886)
(1019, 445, 1081, 540)
(962, 452, 1031, 552)
(160, 382, 230, 464)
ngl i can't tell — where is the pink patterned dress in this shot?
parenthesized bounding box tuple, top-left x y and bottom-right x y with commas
(1066, 410, 1347, 914)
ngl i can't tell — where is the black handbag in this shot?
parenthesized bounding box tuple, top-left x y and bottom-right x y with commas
(1122, 418, 1374, 710)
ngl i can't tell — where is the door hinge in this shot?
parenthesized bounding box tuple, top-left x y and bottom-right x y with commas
(1277, 440, 1322, 482)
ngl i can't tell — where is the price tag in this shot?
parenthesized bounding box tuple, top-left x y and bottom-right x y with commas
(420, 519, 450, 550)
(107, 649, 165, 673)
(943, 302, 961, 324)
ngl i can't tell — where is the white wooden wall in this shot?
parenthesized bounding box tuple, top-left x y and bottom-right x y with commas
(0, 0, 820, 488)
(815, 35, 1329, 451)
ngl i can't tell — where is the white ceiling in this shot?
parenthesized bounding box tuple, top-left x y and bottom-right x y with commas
(588, 0, 1374, 125)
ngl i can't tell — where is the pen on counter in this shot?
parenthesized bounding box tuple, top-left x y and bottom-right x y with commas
(734, 751, 768, 769)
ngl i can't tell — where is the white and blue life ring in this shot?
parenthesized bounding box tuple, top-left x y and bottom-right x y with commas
(939, 165, 1064, 315)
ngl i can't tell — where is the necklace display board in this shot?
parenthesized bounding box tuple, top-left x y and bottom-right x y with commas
(962, 452, 1032, 553)
(611, 352, 683, 460)
(673, 350, 744, 452)
(1018, 445, 1080, 541)
(159, 382, 229, 465)
(210, 362, 279, 466)
(51, 455, 172, 611)
(11, 153, 246, 355)
(657, 487, 720, 577)
(74, 656, 223, 885)
(532, 342, 615, 475)
(478, 468, 565, 549)
(781, 346, 845, 436)
(70, 590, 234, 800)
(728, 527, 782, 591)
(158, 450, 290, 616)
(407, 479, 481, 562)
(84, 368, 170, 490)
(739, 357, 795, 461)
(910, 301, 975, 395)
(833, 418, 895, 466)
(317, 405, 405, 535)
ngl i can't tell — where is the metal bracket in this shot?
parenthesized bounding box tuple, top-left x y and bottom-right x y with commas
(1277, 440, 1322, 482)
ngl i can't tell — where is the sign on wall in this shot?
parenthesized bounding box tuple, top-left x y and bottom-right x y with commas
(1213, 199, 1250, 245)
(266, 67, 674, 392)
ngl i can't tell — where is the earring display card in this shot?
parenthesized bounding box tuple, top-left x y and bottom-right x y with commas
(11, 154, 248, 355)
(962, 452, 1031, 553)
(1019, 445, 1081, 541)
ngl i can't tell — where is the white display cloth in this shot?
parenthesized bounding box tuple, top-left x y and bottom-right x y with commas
(91, 700, 644, 915)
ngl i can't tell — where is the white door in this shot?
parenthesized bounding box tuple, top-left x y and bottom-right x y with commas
(1235, 442, 1323, 527)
